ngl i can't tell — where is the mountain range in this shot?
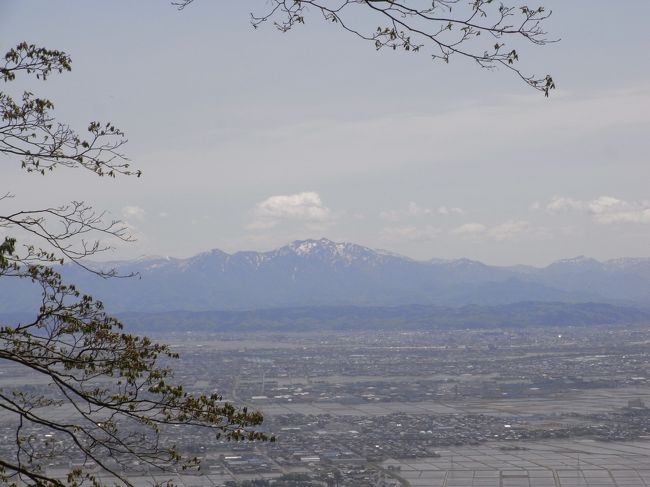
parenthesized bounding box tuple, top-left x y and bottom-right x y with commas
(1, 238, 649, 314)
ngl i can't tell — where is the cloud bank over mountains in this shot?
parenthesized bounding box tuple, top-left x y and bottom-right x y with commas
(94, 189, 650, 267)
(545, 196, 650, 224)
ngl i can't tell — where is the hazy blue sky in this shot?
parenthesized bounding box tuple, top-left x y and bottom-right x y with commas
(2, 1, 649, 265)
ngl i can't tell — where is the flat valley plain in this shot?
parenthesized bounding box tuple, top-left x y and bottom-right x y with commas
(3, 325, 650, 486)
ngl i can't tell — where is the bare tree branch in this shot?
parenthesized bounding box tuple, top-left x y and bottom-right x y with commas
(1, 42, 272, 486)
(1, 43, 137, 275)
(175, 0, 556, 95)
(1, 197, 133, 277)
(1, 43, 137, 177)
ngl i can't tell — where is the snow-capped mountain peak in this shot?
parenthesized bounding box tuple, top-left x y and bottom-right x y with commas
(18, 240, 648, 314)
(280, 238, 379, 263)
(548, 256, 601, 268)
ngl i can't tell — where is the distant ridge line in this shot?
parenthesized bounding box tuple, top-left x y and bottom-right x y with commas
(1, 238, 649, 313)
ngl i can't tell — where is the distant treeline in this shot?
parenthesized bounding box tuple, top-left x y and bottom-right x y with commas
(109, 302, 650, 333)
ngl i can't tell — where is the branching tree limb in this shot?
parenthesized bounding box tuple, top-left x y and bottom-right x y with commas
(1, 42, 136, 177)
(1, 43, 271, 487)
(174, 0, 556, 95)
(0, 253, 270, 487)
(1, 42, 136, 276)
(1, 195, 132, 276)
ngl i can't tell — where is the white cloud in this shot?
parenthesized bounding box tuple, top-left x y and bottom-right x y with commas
(451, 220, 541, 241)
(248, 191, 332, 230)
(546, 196, 585, 212)
(487, 220, 531, 241)
(380, 201, 464, 221)
(380, 225, 440, 242)
(596, 211, 650, 224)
(119, 206, 147, 243)
(451, 223, 487, 236)
(378, 210, 402, 222)
(437, 205, 465, 216)
(122, 205, 146, 220)
(587, 196, 625, 215)
(546, 195, 650, 224)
